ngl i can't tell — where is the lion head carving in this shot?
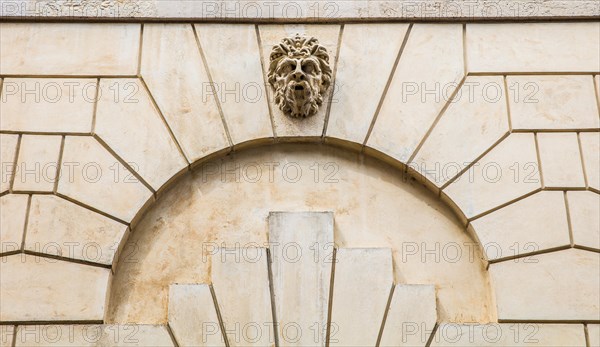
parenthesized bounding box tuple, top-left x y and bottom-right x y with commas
(267, 34, 332, 118)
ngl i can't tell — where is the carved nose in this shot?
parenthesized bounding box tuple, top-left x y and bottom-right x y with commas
(292, 72, 305, 80)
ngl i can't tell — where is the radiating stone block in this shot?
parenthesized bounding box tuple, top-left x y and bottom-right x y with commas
(268, 211, 334, 346)
(368, 24, 463, 163)
(0, 254, 111, 321)
(412, 75, 509, 187)
(580, 132, 600, 191)
(194, 24, 273, 144)
(470, 191, 570, 261)
(537, 133, 586, 188)
(380, 285, 437, 347)
(95, 78, 188, 190)
(0, 78, 96, 133)
(258, 25, 341, 138)
(327, 23, 410, 144)
(489, 249, 599, 321)
(467, 23, 600, 72)
(13, 325, 174, 346)
(330, 248, 393, 347)
(13, 135, 62, 192)
(589, 324, 600, 347)
(443, 134, 541, 220)
(56, 136, 153, 222)
(0, 194, 28, 254)
(168, 284, 225, 346)
(0, 23, 140, 75)
(431, 323, 586, 346)
(211, 248, 274, 346)
(25, 195, 128, 265)
(105, 325, 175, 346)
(507, 75, 599, 131)
(0, 326, 13, 347)
(141, 24, 229, 163)
(0, 134, 18, 193)
(567, 191, 600, 250)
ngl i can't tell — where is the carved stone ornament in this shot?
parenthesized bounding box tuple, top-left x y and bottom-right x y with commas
(267, 34, 332, 118)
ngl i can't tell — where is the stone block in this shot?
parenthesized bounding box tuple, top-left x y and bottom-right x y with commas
(489, 249, 599, 321)
(13, 135, 62, 192)
(25, 195, 128, 265)
(467, 23, 600, 72)
(268, 211, 334, 346)
(0, 254, 111, 321)
(0, 78, 96, 133)
(56, 136, 153, 222)
(0, 23, 140, 75)
(368, 24, 463, 163)
(168, 284, 225, 346)
(95, 78, 188, 190)
(330, 248, 393, 346)
(537, 133, 585, 188)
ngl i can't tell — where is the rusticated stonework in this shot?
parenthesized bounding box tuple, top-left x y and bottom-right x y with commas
(267, 34, 332, 118)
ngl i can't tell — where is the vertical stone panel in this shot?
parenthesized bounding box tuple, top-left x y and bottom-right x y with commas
(168, 284, 225, 346)
(268, 211, 334, 346)
(380, 285, 437, 347)
(212, 248, 274, 346)
(330, 248, 393, 346)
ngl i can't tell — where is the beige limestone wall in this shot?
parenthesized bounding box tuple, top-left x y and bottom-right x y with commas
(0, 19, 598, 346)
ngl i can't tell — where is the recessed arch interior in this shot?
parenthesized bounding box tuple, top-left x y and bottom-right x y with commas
(108, 141, 495, 324)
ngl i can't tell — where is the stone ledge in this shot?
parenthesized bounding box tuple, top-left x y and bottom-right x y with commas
(0, 0, 598, 21)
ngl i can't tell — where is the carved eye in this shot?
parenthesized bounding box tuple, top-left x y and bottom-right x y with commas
(303, 64, 314, 74)
(302, 61, 318, 75)
(278, 62, 296, 75)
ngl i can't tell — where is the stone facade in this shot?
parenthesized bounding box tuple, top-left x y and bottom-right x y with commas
(0, 4, 599, 346)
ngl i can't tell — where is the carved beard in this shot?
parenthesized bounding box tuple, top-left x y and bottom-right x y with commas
(274, 79, 323, 118)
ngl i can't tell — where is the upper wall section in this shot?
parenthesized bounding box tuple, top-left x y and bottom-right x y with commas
(1, 0, 599, 21)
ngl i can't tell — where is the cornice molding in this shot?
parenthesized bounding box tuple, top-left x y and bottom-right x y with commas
(1, 0, 599, 22)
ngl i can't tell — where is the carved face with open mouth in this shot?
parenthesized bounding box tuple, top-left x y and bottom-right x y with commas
(268, 35, 332, 118)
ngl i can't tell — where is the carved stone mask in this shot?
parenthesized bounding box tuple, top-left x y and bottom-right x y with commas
(268, 34, 332, 118)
